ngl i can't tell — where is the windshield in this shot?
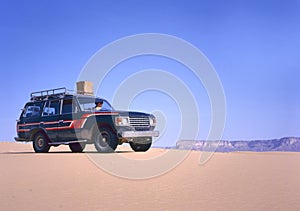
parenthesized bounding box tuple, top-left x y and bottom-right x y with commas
(77, 97, 114, 112)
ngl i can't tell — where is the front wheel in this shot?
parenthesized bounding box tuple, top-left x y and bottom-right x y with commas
(130, 141, 152, 152)
(94, 128, 118, 153)
(69, 142, 86, 152)
(33, 132, 50, 153)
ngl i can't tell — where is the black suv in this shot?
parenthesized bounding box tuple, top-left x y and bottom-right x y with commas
(15, 88, 159, 153)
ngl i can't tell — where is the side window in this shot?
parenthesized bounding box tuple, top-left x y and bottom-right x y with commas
(43, 100, 60, 116)
(62, 99, 78, 114)
(23, 102, 44, 117)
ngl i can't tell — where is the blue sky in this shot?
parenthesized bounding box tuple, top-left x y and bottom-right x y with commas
(1, 0, 300, 145)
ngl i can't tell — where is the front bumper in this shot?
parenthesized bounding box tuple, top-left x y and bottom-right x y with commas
(121, 130, 159, 138)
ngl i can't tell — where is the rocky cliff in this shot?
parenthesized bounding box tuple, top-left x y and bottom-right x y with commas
(176, 137, 300, 152)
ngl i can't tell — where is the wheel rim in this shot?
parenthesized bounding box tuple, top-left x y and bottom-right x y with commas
(37, 136, 44, 148)
(98, 132, 109, 148)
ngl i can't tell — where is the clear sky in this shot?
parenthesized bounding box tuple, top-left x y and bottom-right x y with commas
(1, 0, 300, 145)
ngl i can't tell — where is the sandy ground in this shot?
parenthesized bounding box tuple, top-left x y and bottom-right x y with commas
(0, 142, 300, 210)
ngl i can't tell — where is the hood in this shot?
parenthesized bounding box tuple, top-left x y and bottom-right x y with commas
(114, 110, 151, 117)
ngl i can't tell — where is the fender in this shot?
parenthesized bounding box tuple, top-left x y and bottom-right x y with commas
(29, 127, 48, 141)
(81, 112, 119, 131)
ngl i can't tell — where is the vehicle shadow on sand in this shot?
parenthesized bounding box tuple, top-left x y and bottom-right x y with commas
(0, 150, 134, 154)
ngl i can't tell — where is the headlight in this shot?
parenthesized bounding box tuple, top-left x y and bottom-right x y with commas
(115, 117, 130, 126)
(149, 115, 156, 126)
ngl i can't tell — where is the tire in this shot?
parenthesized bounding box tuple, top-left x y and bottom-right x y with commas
(33, 132, 50, 153)
(130, 141, 152, 152)
(94, 127, 118, 153)
(69, 142, 86, 153)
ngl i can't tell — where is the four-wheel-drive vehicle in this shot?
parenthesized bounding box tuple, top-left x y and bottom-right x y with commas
(15, 87, 159, 153)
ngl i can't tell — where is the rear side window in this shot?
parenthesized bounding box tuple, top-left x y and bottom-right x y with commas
(23, 102, 44, 117)
(62, 99, 78, 114)
(43, 100, 60, 116)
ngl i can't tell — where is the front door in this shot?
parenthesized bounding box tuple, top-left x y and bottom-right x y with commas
(56, 97, 82, 141)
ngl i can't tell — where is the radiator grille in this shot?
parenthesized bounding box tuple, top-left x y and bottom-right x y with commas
(129, 117, 150, 129)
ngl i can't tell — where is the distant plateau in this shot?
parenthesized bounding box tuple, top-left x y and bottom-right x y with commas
(175, 137, 300, 152)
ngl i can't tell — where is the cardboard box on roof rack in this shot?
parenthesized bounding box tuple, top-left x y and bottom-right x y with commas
(76, 81, 94, 96)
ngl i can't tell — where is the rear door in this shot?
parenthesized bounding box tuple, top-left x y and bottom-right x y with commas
(41, 100, 61, 141)
(56, 97, 82, 141)
(18, 101, 45, 140)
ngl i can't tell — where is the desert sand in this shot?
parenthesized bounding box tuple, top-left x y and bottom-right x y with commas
(0, 142, 300, 210)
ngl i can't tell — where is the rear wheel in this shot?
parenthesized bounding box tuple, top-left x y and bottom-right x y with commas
(33, 132, 50, 153)
(94, 128, 118, 153)
(130, 141, 152, 152)
(69, 142, 86, 152)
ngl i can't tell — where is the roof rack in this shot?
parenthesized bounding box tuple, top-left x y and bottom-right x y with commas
(30, 87, 68, 101)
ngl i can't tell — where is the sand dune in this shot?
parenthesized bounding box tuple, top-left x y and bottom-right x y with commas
(0, 142, 300, 210)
